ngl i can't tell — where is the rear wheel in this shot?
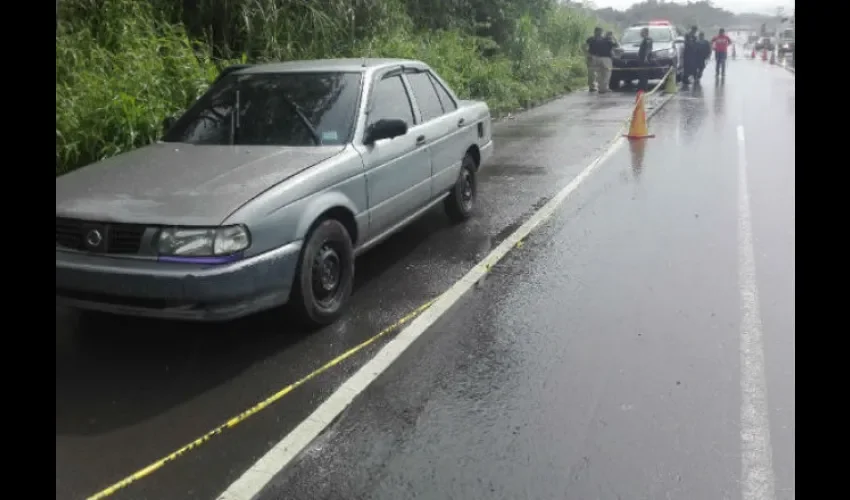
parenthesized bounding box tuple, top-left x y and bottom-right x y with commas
(290, 219, 354, 328)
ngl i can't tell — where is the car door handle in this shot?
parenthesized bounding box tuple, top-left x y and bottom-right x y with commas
(457, 118, 465, 128)
(416, 135, 426, 146)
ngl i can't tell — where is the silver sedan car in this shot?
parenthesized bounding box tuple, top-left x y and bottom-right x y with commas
(56, 58, 494, 327)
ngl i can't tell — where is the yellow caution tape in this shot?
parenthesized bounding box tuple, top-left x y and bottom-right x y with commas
(84, 298, 436, 500)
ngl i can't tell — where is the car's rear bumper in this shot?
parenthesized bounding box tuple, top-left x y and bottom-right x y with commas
(55, 241, 302, 321)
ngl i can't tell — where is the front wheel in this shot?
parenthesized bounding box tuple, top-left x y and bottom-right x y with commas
(444, 153, 477, 223)
(290, 219, 355, 328)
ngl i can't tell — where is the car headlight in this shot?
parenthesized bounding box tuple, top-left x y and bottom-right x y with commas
(156, 225, 251, 256)
(654, 48, 673, 58)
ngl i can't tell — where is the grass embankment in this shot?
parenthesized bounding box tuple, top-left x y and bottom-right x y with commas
(56, 0, 602, 176)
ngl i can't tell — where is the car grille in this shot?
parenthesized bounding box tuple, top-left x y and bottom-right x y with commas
(56, 218, 147, 254)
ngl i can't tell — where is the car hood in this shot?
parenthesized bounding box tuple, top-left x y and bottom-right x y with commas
(56, 143, 345, 226)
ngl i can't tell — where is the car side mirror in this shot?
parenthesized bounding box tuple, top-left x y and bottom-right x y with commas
(365, 118, 408, 145)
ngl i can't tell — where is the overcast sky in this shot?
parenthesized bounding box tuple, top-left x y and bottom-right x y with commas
(588, 0, 793, 15)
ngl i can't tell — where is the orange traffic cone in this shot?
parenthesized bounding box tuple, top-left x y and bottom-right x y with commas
(762, 49, 767, 61)
(624, 91, 654, 140)
(751, 48, 756, 58)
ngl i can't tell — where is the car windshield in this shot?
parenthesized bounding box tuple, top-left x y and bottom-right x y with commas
(163, 71, 362, 147)
(621, 26, 673, 44)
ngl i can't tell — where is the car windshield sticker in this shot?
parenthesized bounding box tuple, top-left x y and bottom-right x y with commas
(321, 130, 339, 143)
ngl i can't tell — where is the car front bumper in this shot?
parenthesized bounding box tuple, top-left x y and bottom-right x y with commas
(611, 58, 675, 81)
(56, 241, 302, 321)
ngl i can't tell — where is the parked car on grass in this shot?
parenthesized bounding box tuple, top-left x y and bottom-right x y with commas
(56, 58, 494, 327)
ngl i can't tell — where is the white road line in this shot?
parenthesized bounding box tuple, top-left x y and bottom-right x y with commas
(736, 125, 777, 500)
(217, 94, 674, 500)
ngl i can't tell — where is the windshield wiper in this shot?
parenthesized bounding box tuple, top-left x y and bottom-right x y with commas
(282, 96, 321, 145)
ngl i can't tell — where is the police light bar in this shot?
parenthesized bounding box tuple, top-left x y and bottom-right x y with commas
(648, 20, 671, 25)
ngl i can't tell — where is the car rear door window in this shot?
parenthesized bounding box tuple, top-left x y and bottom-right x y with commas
(428, 73, 457, 112)
(368, 75, 415, 127)
(405, 72, 446, 123)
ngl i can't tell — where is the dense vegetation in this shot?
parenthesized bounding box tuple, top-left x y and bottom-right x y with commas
(56, 0, 607, 175)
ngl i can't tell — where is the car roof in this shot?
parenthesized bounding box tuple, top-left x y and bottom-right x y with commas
(235, 58, 427, 75)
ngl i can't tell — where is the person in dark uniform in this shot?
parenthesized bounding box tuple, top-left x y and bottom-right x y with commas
(695, 32, 712, 82)
(637, 27, 653, 91)
(587, 27, 617, 93)
(585, 27, 604, 91)
(683, 25, 699, 86)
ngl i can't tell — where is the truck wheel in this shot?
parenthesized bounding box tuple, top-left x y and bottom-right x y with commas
(445, 153, 477, 223)
(290, 219, 354, 328)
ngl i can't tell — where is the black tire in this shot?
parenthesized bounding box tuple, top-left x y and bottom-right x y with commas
(290, 219, 354, 328)
(444, 154, 477, 223)
(609, 78, 621, 90)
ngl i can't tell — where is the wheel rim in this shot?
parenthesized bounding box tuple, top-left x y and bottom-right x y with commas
(460, 168, 474, 210)
(311, 243, 343, 307)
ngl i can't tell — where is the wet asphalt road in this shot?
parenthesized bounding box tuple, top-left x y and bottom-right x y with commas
(56, 60, 793, 500)
(56, 81, 663, 499)
(253, 62, 794, 499)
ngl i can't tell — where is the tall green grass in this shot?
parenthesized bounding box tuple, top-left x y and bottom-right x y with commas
(56, 0, 601, 175)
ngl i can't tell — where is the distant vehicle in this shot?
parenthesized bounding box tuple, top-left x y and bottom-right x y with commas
(777, 28, 794, 56)
(611, 20, 684, 89)
(56, 58, 494, 326)
(747, 35, 760, 46)
(754, 37, 775, 51)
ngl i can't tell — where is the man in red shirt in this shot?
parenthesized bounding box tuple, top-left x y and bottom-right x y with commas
(711, 28, 733, 79)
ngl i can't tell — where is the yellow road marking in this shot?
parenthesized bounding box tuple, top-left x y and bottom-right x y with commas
(85, 299, 436, 500)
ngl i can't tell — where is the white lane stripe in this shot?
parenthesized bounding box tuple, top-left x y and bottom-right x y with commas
(737, 125, 777, 500)
(217, 93, 675, 500)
